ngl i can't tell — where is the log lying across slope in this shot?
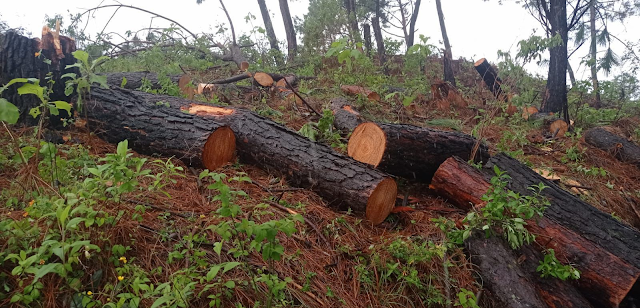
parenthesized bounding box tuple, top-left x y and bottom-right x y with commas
(347, 123, 489, 182)
(87, 86, 398, 225)
(431, 155, 640, 307)
(584, 127, 640, 168)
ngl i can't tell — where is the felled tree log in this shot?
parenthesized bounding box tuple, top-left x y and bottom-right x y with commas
(585, 127, 640, 168)
(104, 72, 182, 90)
(466, 233, 548, 308)
(347, 123, 489, 182)
(340, 85, 380, 101)
(474, 58, 507, 101)
(0, 29, 78, 125)
(330, 97, 362, 134)
(87, 86, 236, 170)
(88, 86, 398, 225)
(432, 156, 640, 307)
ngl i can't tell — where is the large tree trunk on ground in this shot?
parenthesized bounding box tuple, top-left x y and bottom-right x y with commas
(474, 58, 506, 101)
(104, 72, 182, 90)
(584, 127, 640, 168)
(431, 156, 640, 307)
(347, 123, 489, 182)
(466, 234, 548, 308)
(435, 0, 455, 86)
(540, 0, 569, 114)
(0, 30, 78, 126)
(88, 86, 398, 225)
(278, 0, 297, 61)
(330, 97, 362, 134)
(257, 0, 283, 66)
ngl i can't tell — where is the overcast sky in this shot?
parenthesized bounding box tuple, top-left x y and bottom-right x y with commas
(2, 0, 638, 80)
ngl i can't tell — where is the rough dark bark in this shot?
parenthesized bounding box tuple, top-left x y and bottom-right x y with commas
(363, 23, 372, 57)
(407, 0, 421, 48)
(87, 86, 398, 225)
(0, 31, 78, 126)
(372, 0, 386, 67)
(347, 123, 489, 182)
(466, 233, 548, 308)
(589, 0, 601, 108)
(540, 0, 569, 114)
(104, 72, 182, 90)
(432, 156, 640, 307)
(87, 86, 235, 170)
(485, 153, 640, 273)
(474, 58, 506, 101)
(584, 127, 640, 167)
(330, 97, 362, 134)
(257, 0, 283, 66)
(278, 0, 297, 61)
(435, 0, 456, 86)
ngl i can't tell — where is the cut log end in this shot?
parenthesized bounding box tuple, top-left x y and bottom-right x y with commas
(366, 177, 398, 225)
(254, 72, 274, 87)
(348, 122, 386, 167)
(184, 104, 235, 116)
(473, 58, 486, 67)
(240, 62, 250, 71)
(202, 126, 236, 170)
(549, 119, 568, 137)
(522, 106, 539, 120)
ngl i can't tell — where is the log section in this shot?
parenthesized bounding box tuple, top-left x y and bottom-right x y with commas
(347, 123, 489, 182)
(584, 127, 640, 168)
(474, 58, 506, 101)
(330, 97, 362, 134)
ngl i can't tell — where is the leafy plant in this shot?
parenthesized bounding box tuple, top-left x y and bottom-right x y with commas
(536, 249, 580, 280)
(63, 50, 109, 112)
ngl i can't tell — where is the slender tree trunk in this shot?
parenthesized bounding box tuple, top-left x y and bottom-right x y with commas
(567, 61, 576, 87)
(278, 0, 297, 61)
(257, 0, 282, 66)
(363, 23, 372, 57)
(373, 0, 386, 67)
(344, 0, 361, 43)
(435, 0, 456, 86)
(590, 0, 601, 108)
(396, 0, 411, 48)
(407, 0, 422, 47)
(540, 0, 569, 114)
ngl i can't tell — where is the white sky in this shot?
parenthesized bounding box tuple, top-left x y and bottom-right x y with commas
(2, 0, 638, 80)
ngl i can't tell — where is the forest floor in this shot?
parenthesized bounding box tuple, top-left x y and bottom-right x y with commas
(1, 54, 640, 308)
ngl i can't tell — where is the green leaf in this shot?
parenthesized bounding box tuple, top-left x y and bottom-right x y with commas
(0, 98, 20, 124)
(34, 263, 62, 281)
(121, 77, 128, 88)
(206, 265, 222, 281)
(53, 101, 72, 114)
(61, 73, 77, 80)
(29, 107, 41, 119)
(17, 83, 45, 102)
(150, 296, 170, 308)
(72, 50, 89, 66)
(224, 280, 235, 288)
(222, 262, 241, 274)
(116, 140, 129, 157)
(90, 74, 108, 88)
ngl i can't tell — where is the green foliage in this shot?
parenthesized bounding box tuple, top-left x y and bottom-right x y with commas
(536, 249, 581, 280)
(298, 109, 345, 149)
(456, 288, 480, 308)
(325, 38, 365, 71)
(516, 34, 563, 65)
(63, 50, 109, 112)
(0, 77, 72, 128)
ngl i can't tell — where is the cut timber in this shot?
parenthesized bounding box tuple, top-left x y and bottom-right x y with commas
(340, 85, 380, 102)
(547, 119, 568, 138)
(87, 86, 235, 170)
(432, 156, 640, 307)
(253, 72, 274, 87)
(465, 233, 548, 308)
(87, 86, 398, 225)
(474, 58, 507, 101)
(584, 127, 640, 168)
(347, 123, 489, 182)
(330, 97, 362, 134)
(182, 104, 398, 225)
(0, 30, 78, 125)
(522, 106, 539, 120)
(178, 75, 194, 100)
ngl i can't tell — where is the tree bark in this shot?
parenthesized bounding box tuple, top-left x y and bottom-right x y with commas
(373, 0, 386, 67)
(278, 0, 297, 62)
(407, 0, 421, 48)
(104, 72, 182, 91)
(435, 0, 456, 86)
(363, 23, 372, 57)
(431, 156, 640, 307)
(347, 123, 489, 182)
(589, 0, 601, 108)
(540, 0, 569, 114)
(257, 0, 283, 66)
(330, 97, 362, 134)
(474, 58, 506, 101)
(0, 30, 78, 126)
(584, 127, 640, 168)
(344, 0, 361, 43)
(88, 86, 398, 225)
